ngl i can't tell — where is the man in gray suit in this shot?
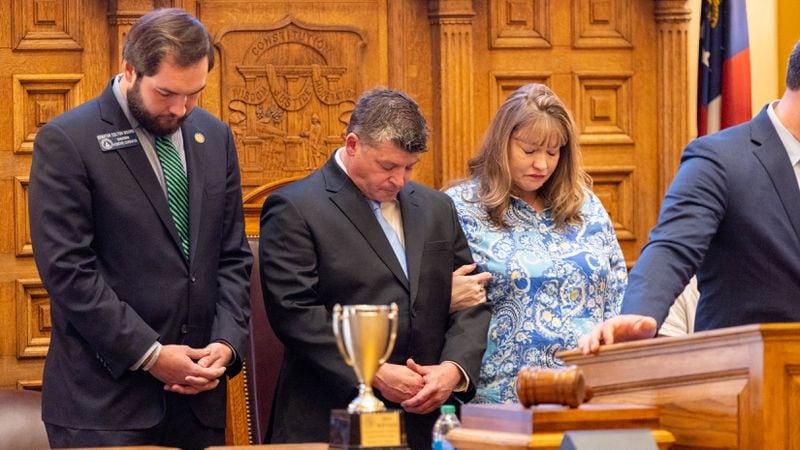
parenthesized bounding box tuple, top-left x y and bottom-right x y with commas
(260, 88, 491, 449)
(29, 8, 251, 448)
(580, 40, 800, 352)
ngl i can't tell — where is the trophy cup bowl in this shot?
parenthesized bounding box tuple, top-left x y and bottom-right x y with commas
(330, 303, 406, 449)
(332, 303, 399, 413)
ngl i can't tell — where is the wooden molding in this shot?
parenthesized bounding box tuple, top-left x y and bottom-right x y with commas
(654, 0, 691, 198)
(489, 71, 552, 111)
(428, 0, 477, 186)
(16, 279, 51, 359)
(489, 0, 551, 49)
(12, 74, 83, 154)
(573, 72, 634, 145)
(12, 0, 83, 50)
(571, 0, 632, 49)
(585, 166, 635, 241)
(13, 177, 33, 256)
(16, 380, 43, 391)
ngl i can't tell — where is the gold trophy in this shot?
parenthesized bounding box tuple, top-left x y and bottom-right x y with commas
(329, 303, 408, 449)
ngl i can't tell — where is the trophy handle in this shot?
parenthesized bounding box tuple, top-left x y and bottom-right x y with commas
(378, 303, 399, 365)
(332, 304, 353, 366)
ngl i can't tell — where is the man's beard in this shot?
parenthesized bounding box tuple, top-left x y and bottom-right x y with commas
(127, 78, 188, 136)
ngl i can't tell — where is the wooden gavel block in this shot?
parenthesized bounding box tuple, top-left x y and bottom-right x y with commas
(515, 365, 593, 408)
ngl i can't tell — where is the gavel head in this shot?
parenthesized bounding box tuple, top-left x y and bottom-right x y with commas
(515, 365, 592, 408)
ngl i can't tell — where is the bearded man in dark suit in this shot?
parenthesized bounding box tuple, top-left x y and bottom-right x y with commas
(29, 8, 251, 448)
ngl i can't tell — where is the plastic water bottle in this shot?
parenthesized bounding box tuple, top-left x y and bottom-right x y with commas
(432, 404, 460, 450)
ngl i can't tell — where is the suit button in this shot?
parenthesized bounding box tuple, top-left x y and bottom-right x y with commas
(411, 308, 417, 318)
(180, 324, 188, 334)
(190, 275, 196, 283)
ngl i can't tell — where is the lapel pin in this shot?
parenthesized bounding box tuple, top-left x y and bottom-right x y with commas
(194, 132, 205, 143)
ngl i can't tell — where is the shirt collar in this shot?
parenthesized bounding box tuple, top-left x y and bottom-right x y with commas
(767, 100, 800, 167)
(334, 146, 348, 174)
(112, 74, 143, 132)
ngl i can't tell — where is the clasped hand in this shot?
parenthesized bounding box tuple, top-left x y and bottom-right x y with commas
(373, 358, 462, 415)
(148, 342, 232, 395)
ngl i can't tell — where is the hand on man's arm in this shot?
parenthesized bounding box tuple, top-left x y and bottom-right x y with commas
(578, 314, 658, 354)
(450, 264, 492, 313)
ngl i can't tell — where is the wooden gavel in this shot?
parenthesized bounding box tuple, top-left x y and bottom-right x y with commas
(515, 365, 593, 408)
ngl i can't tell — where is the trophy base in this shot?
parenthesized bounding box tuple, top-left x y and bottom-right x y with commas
(329, 408, 408, 449)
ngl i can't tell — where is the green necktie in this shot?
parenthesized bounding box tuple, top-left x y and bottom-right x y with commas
(155, 135, 190, 259)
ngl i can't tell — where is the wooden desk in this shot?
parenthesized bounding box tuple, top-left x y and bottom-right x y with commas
(447, 403, 674, 449)
(560, 323, 800, 449)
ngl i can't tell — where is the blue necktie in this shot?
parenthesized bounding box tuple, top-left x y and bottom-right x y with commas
(371, 200, 407, 277)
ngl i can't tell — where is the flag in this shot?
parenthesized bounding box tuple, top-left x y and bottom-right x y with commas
(697, 0, 752, 136)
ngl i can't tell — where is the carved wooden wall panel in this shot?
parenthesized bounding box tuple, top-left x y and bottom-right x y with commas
(214, 17, 366, 191)
(13, 177, 33, 256)
(787, 366, 800, 445)
(196, 0, 390, 195)
(587, 167, 635, 242)
(12, 0, 83, 50)
(489, 71, 551, 111)
(16, 279, 51, 359)
(430, 1, 476, 186)
(573, 72, 634, 145)
(571, 0, 632, 48)
(489, 0, 551, 49)
(12, 74, 83, 154)
(1, 0, 110, 394)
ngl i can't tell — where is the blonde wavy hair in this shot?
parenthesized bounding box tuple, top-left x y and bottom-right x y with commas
(466, 83, 590, 228)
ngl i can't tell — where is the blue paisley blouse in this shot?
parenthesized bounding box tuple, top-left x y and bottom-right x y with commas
(445, 179, 627, 403)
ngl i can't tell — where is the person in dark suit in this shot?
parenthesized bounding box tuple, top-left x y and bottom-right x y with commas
(260, 88, 492, 448)
(29, 8, 252, 448)
(579, 39, 800, 353)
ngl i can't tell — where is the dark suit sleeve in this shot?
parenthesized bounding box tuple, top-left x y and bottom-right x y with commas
(622, 141, 728, 326)
(210, 128, 253, 377)
(29, 122, 158, 378)
(440, 198, 492, 399)
(260, 192, 358, 400)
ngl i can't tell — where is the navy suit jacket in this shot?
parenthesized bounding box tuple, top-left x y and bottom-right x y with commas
(260, 155, 491, 448)
(29, 80, 252, 429)
(622, 107, 800, 331)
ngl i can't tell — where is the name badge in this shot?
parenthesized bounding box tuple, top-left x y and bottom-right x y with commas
(96, 129, 139, 152)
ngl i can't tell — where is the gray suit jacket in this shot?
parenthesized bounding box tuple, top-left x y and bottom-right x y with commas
(29, 80, 252, 429)
(260, 155, 491, 448)
(623, 107, 800, 330)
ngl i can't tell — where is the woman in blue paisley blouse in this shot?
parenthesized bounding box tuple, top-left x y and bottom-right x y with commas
(444, 84, 627, 403)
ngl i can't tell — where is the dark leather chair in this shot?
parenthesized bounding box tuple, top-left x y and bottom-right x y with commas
(237, 176, 301, 444)
(0, 389, 49, 449)
(244, 237, 285, 444)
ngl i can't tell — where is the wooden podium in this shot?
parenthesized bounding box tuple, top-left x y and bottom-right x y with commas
(559, 323, 800, 449)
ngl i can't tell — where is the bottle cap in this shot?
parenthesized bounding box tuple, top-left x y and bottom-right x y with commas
(441, 404, 456, 414)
